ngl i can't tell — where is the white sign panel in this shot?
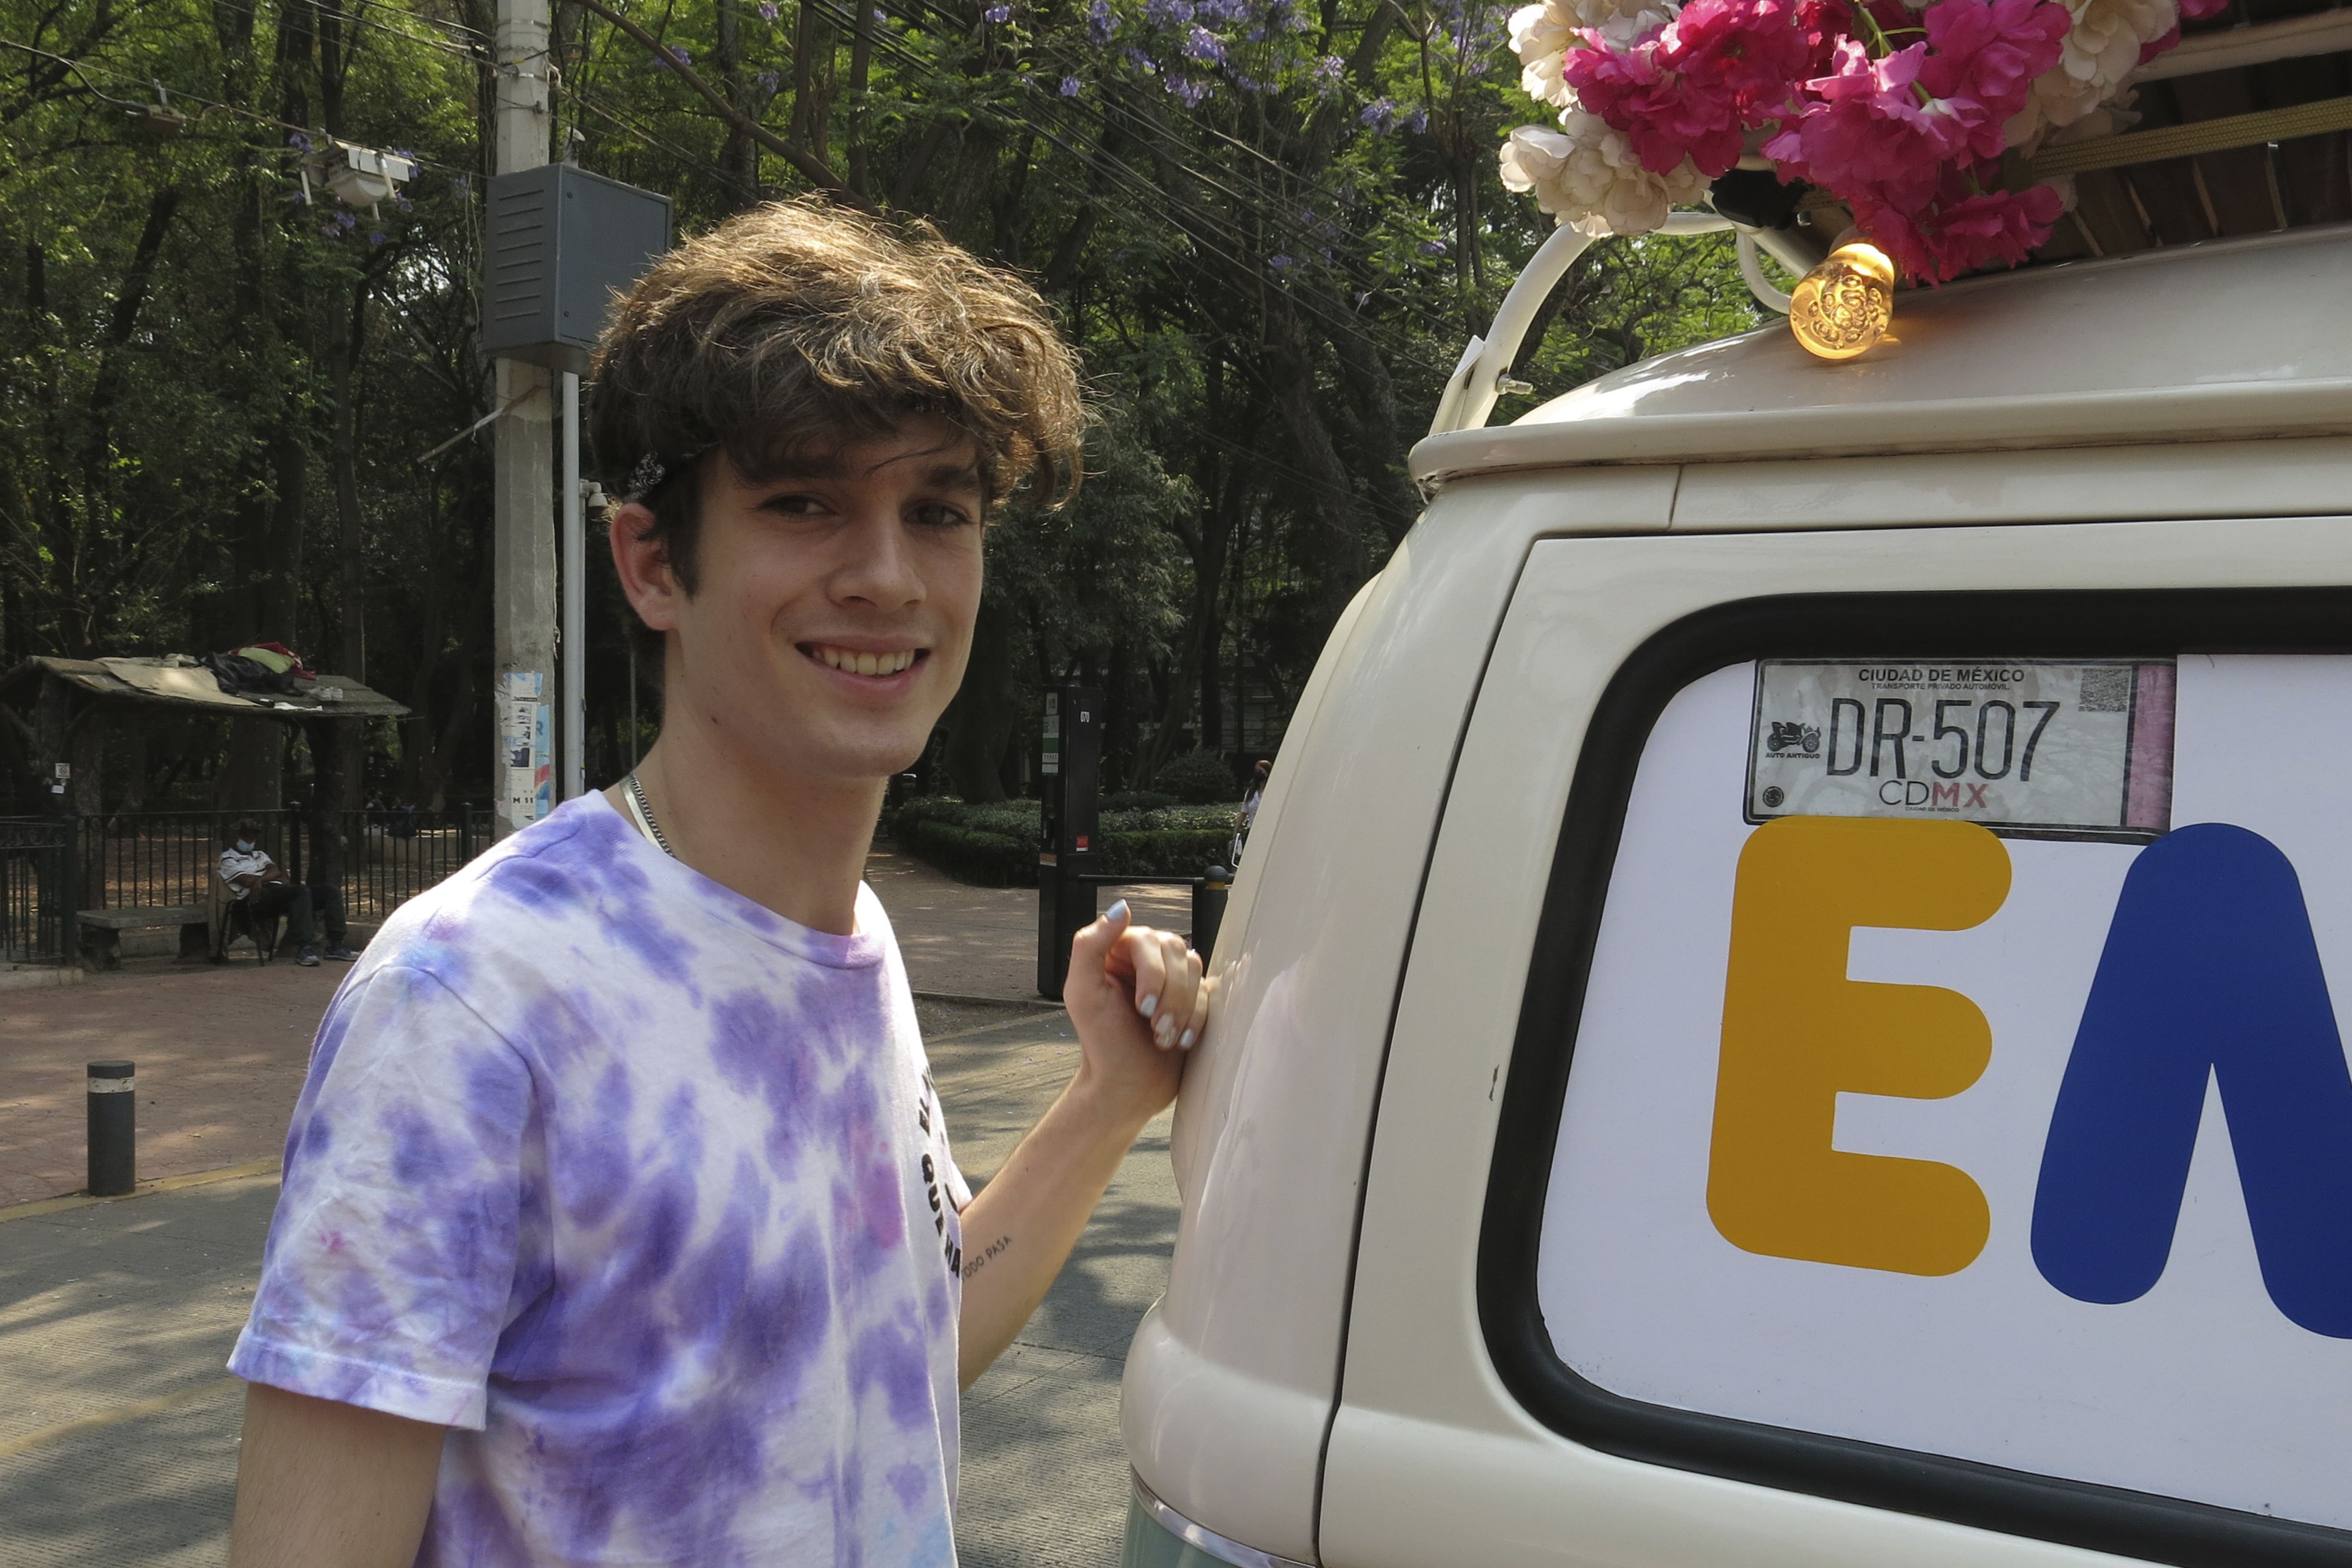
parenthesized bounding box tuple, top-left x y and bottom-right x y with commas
(1746, 660, 2174, 840)
(1539, 656, 2352, 1533)
(497, 670, 551, 827)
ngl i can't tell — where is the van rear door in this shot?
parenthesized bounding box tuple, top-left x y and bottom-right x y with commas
(1320, 510, 2352, 1568)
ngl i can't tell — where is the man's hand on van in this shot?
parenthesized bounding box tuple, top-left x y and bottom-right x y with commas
(1064, 898, 1207, 1128)
(953, 901, 1208, 1387)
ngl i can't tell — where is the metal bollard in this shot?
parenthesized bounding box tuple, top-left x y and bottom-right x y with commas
(86, 1059, 135, 1197)
(1192, 865, 1231, 962)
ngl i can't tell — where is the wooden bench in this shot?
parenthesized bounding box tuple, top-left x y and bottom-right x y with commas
(78, 904, 213, 969)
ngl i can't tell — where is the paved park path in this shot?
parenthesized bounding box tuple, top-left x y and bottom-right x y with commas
(0, 842, 1187, 1209)
(0, 840, 1194, 1566)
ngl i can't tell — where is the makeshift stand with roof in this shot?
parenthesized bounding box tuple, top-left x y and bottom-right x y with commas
(0, 654, 408, 967)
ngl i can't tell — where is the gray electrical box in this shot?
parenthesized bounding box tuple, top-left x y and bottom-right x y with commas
(482, 164, 671, 376)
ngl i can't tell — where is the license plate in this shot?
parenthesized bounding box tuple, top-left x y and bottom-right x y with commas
(1745, 660, 2176, 841)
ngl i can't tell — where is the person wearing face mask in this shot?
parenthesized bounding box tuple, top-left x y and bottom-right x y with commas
(217, 818, 354, 967)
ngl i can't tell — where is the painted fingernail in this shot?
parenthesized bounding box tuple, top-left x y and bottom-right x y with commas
(1179, 1029, 1197, 1049)
(1107, 899, 1131, 923)
(1138, 993, 1158, 1018)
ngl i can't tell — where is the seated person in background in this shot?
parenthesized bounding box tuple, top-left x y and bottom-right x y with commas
(218, 820, 355, 967)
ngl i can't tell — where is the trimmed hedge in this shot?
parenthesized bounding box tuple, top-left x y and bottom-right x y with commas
(1091, 828, 1234, 878)
(893, 815, 1034, 887)
(887, 796, 1240, 885)
(1155, 750, 1237, 804)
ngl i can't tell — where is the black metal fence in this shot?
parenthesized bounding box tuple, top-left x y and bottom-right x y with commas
(77, 808, 493, 925)
(0, 817, 72, 964)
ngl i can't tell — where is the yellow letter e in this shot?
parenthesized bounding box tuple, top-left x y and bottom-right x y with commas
(1708, 815, 2007, 1276)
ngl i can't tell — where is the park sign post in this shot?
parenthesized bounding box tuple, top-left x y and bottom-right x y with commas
(1036, 688, 1104, 999)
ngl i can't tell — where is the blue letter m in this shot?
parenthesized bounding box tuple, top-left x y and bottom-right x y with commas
(2032, 824, 2352, 1338)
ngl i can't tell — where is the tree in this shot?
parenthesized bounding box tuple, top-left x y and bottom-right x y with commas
(0, 0, 1761, 815)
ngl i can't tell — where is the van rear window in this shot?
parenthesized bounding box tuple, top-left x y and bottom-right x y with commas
(1482, 592, 2352, 1568)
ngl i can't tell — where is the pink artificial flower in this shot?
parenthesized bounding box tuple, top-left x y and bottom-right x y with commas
(2178, 0, 2229, 19)
(1857, 174, 2064, 282)
(1762, 37, 1957, 213)
(1916, 0, 2071, 161)
(2137, 22, 2181, 64)
(1565, 24, 1749, 174)
(1565, 0, 1812, 178)
(1794, 0, 1845, 78)
(1661, 0, 1815, 116)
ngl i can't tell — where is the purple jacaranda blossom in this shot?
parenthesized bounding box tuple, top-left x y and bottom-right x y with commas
(757, 69, 781, 90)
(396, 193, 415, 211)
(1060, 75, 1082, 95)
(1090, 0, 1116, 41)
(1182, 24, 1224, 61)
(335, 209, 358, 228)
(1166, 73, 1212, 105)
(1313, 54, 1344, 92)
(368, 230, 387, 245)
(758, 0, 779, 15)
(1124, 45, 1158, 71)
(1419, 238, 1447, 255)
(984, 4, 1011, 21)
(1359, 96, 1397, 131)
(1144, 0, 1192, 24)
(452, 173, 470, 193)
(289, 130, 313, 151)
(1404, 106, 1427, 132)
(1267, 252, 1294, 272)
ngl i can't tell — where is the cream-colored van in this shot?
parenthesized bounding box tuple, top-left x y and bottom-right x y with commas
(1118, 222, 2352, 1568)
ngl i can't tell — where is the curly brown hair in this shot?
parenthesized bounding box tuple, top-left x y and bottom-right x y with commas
(590, 197, 1088, 591)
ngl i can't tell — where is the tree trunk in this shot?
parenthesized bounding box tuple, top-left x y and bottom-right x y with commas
(217, 718, 286, 814)
(327, 274, 369, 677)
(942, 596, 1017, 801)
(714, 0, 759, 205)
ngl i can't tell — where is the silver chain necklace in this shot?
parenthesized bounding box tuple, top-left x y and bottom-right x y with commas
(623, 773, 678, 860)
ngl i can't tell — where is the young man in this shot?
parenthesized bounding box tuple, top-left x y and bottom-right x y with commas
(223, 200, 1207, 1566)
(218, 818, 356, 967)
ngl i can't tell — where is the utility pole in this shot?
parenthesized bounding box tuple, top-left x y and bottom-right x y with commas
(492, 0, 556, 838)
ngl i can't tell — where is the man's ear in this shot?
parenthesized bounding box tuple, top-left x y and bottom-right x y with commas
(608, 502, 683, 633)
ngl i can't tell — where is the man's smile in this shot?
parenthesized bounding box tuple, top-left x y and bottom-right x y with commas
(801, 643, 926, 678)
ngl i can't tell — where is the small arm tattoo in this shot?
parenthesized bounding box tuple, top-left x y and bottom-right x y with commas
(964, 1234, 1013, 1281)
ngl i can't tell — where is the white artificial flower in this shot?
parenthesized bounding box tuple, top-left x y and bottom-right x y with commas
(2030, 0, 2176, 128)
(1499, 112, 1709, 237)
(1508, 0, 1670, 108)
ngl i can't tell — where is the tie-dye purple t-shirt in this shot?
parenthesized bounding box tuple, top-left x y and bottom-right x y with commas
(229, 792, 970, 1565)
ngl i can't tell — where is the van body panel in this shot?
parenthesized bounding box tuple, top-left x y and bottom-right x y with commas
(1127, 466, 1679, 1560)
(1668, 437, 2352, 534)
(1409, 226, 2352, 485)
(1325, 513, 2352, 1564)
(1318, 1408, 2133, 1568)
(1119, 1308, 1335, 1564)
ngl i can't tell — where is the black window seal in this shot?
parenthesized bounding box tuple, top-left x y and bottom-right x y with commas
(1478, 586, 2352, 1568)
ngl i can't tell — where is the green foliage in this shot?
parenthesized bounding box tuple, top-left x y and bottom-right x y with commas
(0, 0, 1762, 814)
(1102, 790, 1178, 813)
(888, 794, 1234, 882)
(1154, 749, 1236, 804)
(1091, 829, 1234, 879)
(894, 815, 1035, 887)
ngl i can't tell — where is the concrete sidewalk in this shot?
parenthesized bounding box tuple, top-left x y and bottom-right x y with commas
(0, 844, 1190, 1209)
(0, 1001, 1174, 1568)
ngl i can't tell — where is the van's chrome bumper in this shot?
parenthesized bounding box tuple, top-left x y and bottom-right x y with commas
(1122, 1473, 1315, 1568)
